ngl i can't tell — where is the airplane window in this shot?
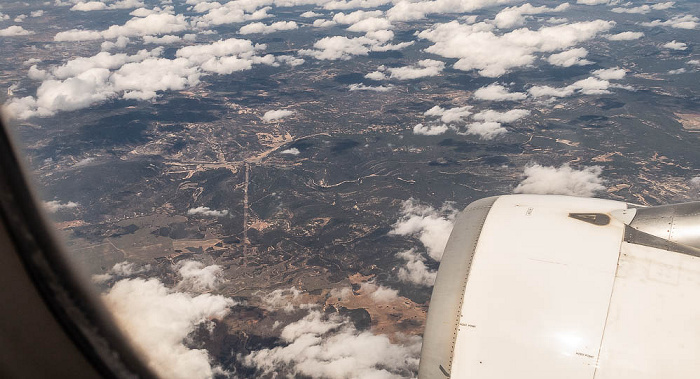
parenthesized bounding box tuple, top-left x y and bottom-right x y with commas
(0, 0, 698, 378)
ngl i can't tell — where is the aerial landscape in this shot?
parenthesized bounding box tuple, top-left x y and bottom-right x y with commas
(0, 0, 698, 377)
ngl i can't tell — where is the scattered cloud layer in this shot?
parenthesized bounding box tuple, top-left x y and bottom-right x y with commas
(263, 109, 295, 121)
(103, 264, 236, 379)
(389, 198, 456, 261)
(418, 19, 614, 77)
(513, 163, 606, 197)
(242, 310, 421, 378)
(188, 206, 229, 217)
(44, 200, 79, 212)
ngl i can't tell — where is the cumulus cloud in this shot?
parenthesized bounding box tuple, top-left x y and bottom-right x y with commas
(0, 25, 34, 36)
(262, 109, 294, 121)
(464, 121, 507, 139)
(642, 15, 698, 29)
(612, 2, 674, 14)
(7, 39, 275, 119)
(386, 0, 512, 21)
(71, 0, 145, 11)
(299, 31, 412, 61)
(414, 105, 526, 139)
(242, 310, 421, 378)
(418, 20, 614, 77)
(605, 31, 644, 41)
(474, 83, 527, 101)
(300, 11, 322, 18)
(44, 200, 79, 212)
(239, 21, 298, 35)
(576, 0, 611, 4)
(176, 261, 224, 292)
(389, 198, 456, 261)
(663, 40, 687, 50)
(348, 83, 393, 91)
(413, 123, 449, 136)
(547, 47, 592, 67)
(528, 67, 626, 99)
(396, 249, 436, 287)
(191, 2, 272, 28)
(493, 3, 570, 29)
(347, 17, 392, 33)
(332, 10, 383, 25)
(92, 261, 152, 283)
(385, 59, 445, 80)
(473, 109, 530, 123)
(513, 163, 605, 197)
(360, 282, 399, 303)
(55, 13, 189, 41)
(103, 275, 235, 379)
(187, 206, 229, 217)
(592, 67, 626, 80)
(143, 34, 181, 44)
(425, 105, 472, 124)
(280, 147, 301, 155)
(668, 68, 686, 75)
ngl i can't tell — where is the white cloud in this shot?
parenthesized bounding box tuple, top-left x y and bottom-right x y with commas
(192, 2, 272, 28)
(347, 17, 392, 33)
(605, 31, 644, 41)
(668, 68, 686, 75)
(300, 11, 322, 18)
(359, 281, 400, 302)
(386, 0, 511, 21)
(688, 60, 700, 66)
(30, 10, 45, 17)
(364, 70, 386, 80)
(6, 39, 276, 119)
(176, 261, 224, 292)
(187, 206, 229, 217)
(389, 198, 456, 261)
(143, 34, 182, 44)
(260, 287, 304, 313)
(493, 3, 570, 29)
(473, 83, 527, 101)
(528, 67, 626, 99)
(418, 20, 614, 77)
(103, 276, 235, 379)
(413, 123, 449, 135)
(242, 310, 421, 378)
(592, 67, 626, 80)
(102, 36, 130, 50)
(332, 10, 383, 25)
(0, 25, 34, 36)
(473, 109, 530, 123)
(299, 33, 411, 60)
(424, 105, 472, 124)
(691, 176, 700, 189)
(44, 200, 79, 212)
(547, 47, 592, 67)
(642, 15, 698, 29)
(386, 59, 445, 80)
(348, 83, 393, 91)
(612, 2, 675, 14)
(71, 0, 145, 11)
(93, 261, 152, 283)
(663, 40, 687, 50)
(312, 19, 336, 28)
(513, 163, 605, 197)
(396, 249, 436, 287)
(240, 21, 298, 35)
(576, 0, 611, 4)
(464, 121, 507, 139)
(55, 13, 189, 41)
(280, 147, 301, 155)
(262, 109, 294, 121)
